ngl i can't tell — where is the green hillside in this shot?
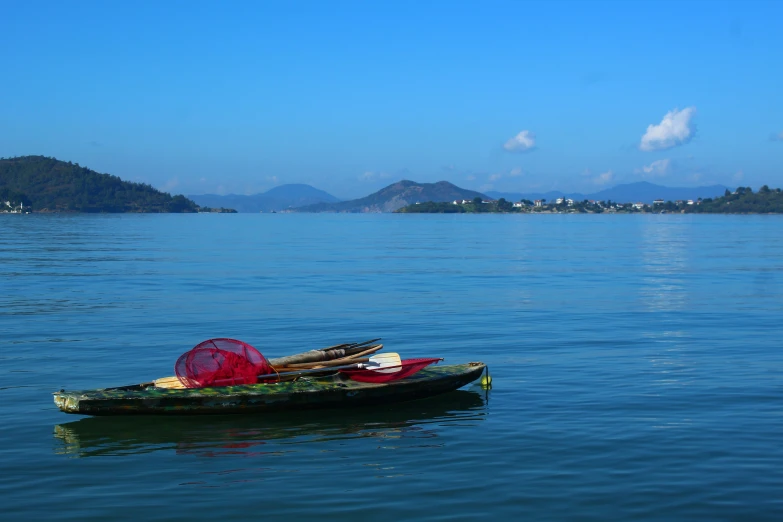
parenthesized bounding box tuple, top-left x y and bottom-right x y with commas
(0, 155, 199, 212)
(686, 186, 783, 213)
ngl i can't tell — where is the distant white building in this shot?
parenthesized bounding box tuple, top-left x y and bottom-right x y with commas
(633, 202, 645, 209)
(653, 199, 664, 206)
(534, 200, 544, 207)
(513, 202, 523, 208)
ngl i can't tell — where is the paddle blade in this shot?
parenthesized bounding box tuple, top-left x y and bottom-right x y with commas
(340, 358, 442, 383)
(365, 352, 402, 373)
(175, 338, 271, 388)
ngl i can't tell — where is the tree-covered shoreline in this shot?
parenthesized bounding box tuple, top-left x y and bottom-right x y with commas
(396, 187, 783, 214)
(688, 186, 783, 213)
(0, 155, 236, 213)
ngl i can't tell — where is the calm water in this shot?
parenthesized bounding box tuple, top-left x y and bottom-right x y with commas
(1, 214, 781, 521)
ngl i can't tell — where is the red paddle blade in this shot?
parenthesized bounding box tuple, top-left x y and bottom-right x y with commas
(339, 358, 442, 383)
(175, 338, 270, 388)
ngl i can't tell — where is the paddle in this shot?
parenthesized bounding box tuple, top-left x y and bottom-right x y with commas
(340, 357, 443, 383)
(268, 338, 382, 367)
(280, 345, 386, 369)
(246, 352, 403, 384)
(159, 352, 441, 388)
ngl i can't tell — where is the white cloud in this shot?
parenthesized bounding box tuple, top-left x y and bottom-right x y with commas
(593, 170, 614, 185)
(465, 174, 476, 181)
(161, 177, 179, 191)
(733, 170, 744, 182)
(640, 107, 696, 151)
(503, 130, 536, 152)
(488, 167, 523, 183)
(358, 171, 392, 182)
(636, 158, 671, 177)
(772, 131, 783, 142)
(479, 184, 494, 192)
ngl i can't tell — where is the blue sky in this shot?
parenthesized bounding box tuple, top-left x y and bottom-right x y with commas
(1, 0, 781, 198)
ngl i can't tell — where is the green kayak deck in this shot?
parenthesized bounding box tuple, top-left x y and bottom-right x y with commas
(54, 362, 486, 416)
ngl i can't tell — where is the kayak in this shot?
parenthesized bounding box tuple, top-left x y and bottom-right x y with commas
(53, 362, 487, 416)
(54, 389, 488, 456)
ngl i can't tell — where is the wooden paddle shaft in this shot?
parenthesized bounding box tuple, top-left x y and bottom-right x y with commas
(252, 363, 388, 383)
(274, 357, 370, 372)
(281, 345, 383, 369)
(268, 338, 381, 366)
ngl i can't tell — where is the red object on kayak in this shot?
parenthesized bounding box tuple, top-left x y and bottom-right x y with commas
(339, 358, 442, 383)
(175, 338, 271, 388)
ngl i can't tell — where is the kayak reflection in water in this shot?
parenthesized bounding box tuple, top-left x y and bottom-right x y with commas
(53, 389, 489, 458)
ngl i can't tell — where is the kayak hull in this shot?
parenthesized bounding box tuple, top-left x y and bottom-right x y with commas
(54, 362, 486, 416)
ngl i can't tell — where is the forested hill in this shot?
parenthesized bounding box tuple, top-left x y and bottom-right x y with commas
(0, 155, 199, 212)
(294, 180, 487, 212)
(687, 186, 783, 213)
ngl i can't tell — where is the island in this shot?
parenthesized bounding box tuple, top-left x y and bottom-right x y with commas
(0, 156, 235, 213)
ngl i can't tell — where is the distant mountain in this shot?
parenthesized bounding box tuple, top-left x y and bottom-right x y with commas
(589, 182, 731, 203)
(486, 181, 731, 204)
(294, 180, 488, 213)
(0, 155, 199, 212)
(189, 184, 340, 212)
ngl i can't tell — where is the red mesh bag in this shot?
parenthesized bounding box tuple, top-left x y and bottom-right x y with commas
(339, 358, 441, 383)
(175, 338, 271, 388)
